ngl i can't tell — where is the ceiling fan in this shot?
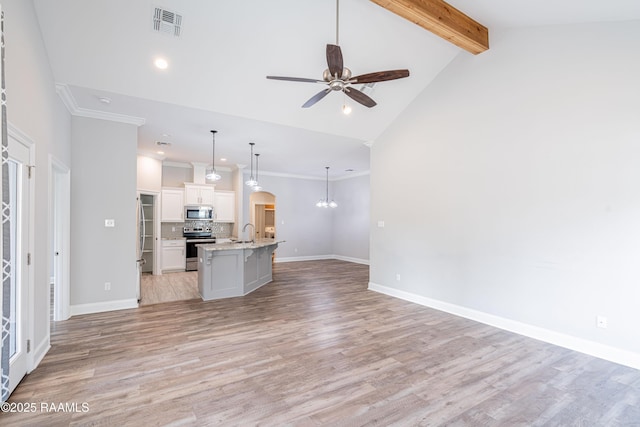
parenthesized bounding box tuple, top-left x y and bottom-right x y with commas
(266, 0, 410, 109)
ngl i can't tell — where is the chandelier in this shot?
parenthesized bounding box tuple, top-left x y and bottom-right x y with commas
(316, 166, 337, 208)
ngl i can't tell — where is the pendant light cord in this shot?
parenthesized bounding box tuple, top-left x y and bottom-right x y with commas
(249, 143, 255, 180)
(210, 130, 217, 173)
(255, 153, 260, 182)
(326, 166, 330, 201)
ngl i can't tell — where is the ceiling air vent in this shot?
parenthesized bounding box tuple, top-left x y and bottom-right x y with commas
(156, 141, 172, 147)
(152, 7, 182, 37)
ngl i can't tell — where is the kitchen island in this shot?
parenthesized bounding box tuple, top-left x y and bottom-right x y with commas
(197, 239, 283, 300)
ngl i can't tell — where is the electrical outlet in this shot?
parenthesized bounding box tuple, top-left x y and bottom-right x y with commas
(105, 219, 115, 228)
(105, 282, 111, 291)
(596, 315, 607, 329)
(396, 274, 401, 281)
(172, 226, 176, 232)
(378, 220, 385, 228)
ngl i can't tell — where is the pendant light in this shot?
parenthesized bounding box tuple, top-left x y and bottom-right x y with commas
(206, 130, 221, 181)
(316, 166, 337, 208)
(252, 153, 262, 191)
(245, 143, 258, 187)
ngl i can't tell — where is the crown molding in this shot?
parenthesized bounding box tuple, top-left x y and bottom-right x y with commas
(242, 169, 370, 181)
(55, 84, 146, 127)
(136, 151, 166, 161)
(162, 160, 231, 172)
(162, 161, 192, 168)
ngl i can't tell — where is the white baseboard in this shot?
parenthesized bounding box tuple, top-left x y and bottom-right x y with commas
(70, 298, 138, 317)
(275, 255, 334, 263)
(368, 282, 640, 371)
(332, 255, 370, 265)
(275, 254, 369, 265)
(28, 336, 51, 374)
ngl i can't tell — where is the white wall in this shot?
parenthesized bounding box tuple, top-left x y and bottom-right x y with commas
(239, 171, 370, 262)
(161, 164, 234, 191)
(4, 0, 71, 363)
(242, 173, 333, 260)
(370, 21, 640, 367)
(71, 117, 138, 311)
(332, 173, 370, 263)
(137, 155, 162, 192)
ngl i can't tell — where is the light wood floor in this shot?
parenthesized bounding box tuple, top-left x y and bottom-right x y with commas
(140, 271, 200, 305)
(6, 260, 640, 426)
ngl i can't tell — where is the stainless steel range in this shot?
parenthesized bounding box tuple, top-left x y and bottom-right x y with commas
(183, 220, 216, 271)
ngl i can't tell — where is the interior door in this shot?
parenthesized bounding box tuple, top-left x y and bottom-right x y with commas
(51, 159, 70, 321)
(255, 204, 265, 240)
(7, 132, 31, 395)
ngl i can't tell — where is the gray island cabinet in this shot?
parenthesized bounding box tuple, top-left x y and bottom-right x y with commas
(197, 239, 282, 300)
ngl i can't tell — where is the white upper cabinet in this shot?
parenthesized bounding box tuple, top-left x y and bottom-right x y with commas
(184, 183, 215, 205)
(161, 188, 184, 222)
(214, 191, 235, 222)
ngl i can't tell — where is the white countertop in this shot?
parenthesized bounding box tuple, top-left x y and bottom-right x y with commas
(197, 239, 284, 251)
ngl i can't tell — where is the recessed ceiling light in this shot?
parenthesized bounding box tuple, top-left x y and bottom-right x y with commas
(98, 96, 111, 104)
(220, 158, 227, 162)
(154, 57, 169, 70)
(161, 133, 172, 137)
(157, 151, 165, 155)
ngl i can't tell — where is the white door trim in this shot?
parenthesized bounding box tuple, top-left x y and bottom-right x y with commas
(6, 123, 36, 386)
(49, 155, 71, 321)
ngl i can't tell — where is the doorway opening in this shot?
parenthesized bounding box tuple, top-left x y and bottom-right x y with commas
(249, 191, 276, 240)
(137, 191, 161, 303)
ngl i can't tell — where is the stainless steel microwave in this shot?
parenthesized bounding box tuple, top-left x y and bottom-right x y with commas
(184, 205, 214, 220)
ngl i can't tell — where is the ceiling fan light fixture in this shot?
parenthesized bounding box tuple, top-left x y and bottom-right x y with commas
(264, 0, 409, 110)
(342, 92, 352, 115)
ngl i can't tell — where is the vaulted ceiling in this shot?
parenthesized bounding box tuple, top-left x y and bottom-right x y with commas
(33, 0, 640, 178)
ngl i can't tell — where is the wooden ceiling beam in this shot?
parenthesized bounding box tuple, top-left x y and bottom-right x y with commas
(369, 0, 489, 54)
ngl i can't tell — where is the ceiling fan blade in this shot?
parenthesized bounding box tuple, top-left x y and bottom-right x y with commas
(326, 44, 344, 78)
(349, 69, 410, 84)
(266, 76, 323, 83)
(344, 87, 377, 108)
(302, 88, 332, 108)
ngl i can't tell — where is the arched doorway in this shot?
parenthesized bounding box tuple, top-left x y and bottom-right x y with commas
(249, 191, 276, 240)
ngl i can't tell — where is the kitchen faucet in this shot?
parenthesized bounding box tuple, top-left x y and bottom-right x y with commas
(242, 223, 255, 243)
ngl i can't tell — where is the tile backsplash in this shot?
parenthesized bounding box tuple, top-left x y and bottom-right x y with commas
(161, 222, 184, 239)
(161, 222, 233, 239)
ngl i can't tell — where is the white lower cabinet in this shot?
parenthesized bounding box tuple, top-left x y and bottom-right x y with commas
(162, 239, 186, 272)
